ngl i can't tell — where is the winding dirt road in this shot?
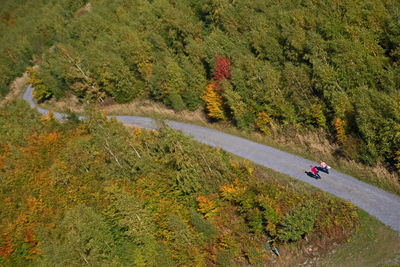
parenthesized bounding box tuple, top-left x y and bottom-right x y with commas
(23, 85, 400, 233)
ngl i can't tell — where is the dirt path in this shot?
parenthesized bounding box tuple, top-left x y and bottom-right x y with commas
(23, 85, 400, 233)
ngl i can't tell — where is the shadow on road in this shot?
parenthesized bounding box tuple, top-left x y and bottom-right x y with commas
(305, 171, 320, 180)
(317, 166, 329, 174)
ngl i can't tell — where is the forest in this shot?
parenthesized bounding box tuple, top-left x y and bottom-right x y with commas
(1, 0, 400, 172)
(3, 1, 400, 264)
(0, 100, 358, 265)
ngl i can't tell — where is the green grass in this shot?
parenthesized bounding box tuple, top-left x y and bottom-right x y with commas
(317, 210, 400, 266)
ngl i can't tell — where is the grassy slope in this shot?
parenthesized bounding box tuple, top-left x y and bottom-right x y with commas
(317, 210, 400, 266)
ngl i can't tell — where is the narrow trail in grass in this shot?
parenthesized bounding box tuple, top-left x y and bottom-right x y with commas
(23, 85, 400, 233)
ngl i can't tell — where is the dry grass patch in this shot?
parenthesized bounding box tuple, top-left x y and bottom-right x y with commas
(43, 94, 208, 124)
(271, 127, 338, 158)
(105, 99, 208, 123)
(0, 67, 35, 107)
(336, 159, 400, 194)
(41, 92, 84, 113)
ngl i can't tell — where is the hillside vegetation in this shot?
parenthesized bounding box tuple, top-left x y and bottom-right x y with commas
(2, 0, 400, 173)
(0, 101, 358, 265)
(0, 0, 85, 96)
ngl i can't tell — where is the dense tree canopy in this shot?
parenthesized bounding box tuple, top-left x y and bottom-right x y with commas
(2, 1, 400, 166)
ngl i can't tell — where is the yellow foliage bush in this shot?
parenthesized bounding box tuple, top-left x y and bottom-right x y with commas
(256, 112, 272, 135)
(202, 83, 226, 120)
(219, 178, 242, 201)
(197, 195, 219, 218)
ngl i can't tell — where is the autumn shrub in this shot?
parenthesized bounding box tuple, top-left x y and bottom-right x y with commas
(257, 196, 281, 236)
(167, 214, 203, 265)
(315, 198, 359, 235)
(212, 178, 357, 246)
(0, 233, 14, 260)
(256, 112, 273, 135)
(112, 85, 136, 104)
(235, 188, 257, 213)
(197, 195, 219, 218)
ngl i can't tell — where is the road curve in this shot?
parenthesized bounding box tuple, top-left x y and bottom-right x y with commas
(23, 85, 400, 233)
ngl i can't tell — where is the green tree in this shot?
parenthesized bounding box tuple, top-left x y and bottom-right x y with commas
(39, 205, 120, 266)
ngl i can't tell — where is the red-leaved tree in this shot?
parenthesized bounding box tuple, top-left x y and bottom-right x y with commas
(213, 57, 231, 90)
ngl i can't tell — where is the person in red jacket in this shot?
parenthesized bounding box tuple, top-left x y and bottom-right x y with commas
(310, 165, 321, 179)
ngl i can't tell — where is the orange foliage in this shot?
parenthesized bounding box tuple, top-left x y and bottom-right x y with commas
(203, 83, 226, 120)
(24, 231, 41, 260)
(196, 195, 219, 217)
(8, 18, 15, 26)
(27, 196, 45, 213)
(0, 143, 10, 170)
(219, 178, 242, 201)
(21, 131, 62, 157)
(16, 214, 28, 226)
(0, 233, 14, 259)
(4, 197, 12, 207)
(24, 231, 37, 246)
(154, 199, 176, 241)
(334, 118, 347, 143)
(133, 127, 142, 136)
(29, 247, 41, 255)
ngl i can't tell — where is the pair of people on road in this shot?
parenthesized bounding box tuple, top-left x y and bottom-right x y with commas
(310, 161, 329, 179)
